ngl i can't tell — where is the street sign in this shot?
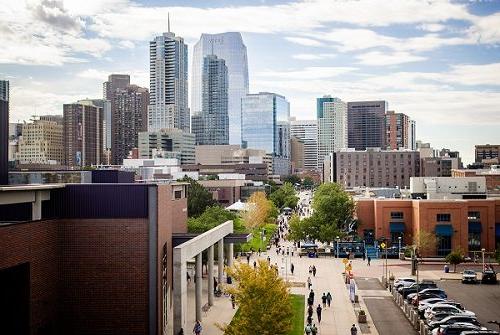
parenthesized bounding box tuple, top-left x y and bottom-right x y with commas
(380, 242, 386, 249)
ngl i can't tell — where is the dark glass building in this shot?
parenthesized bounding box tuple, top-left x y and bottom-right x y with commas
(347, 100, 387, 150)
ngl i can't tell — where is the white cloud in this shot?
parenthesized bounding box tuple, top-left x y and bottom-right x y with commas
(256, 66, 357, 80)
(418, 23, 446, 33)
(355, 51, 427, 66)
(77, 69, 109, 80)
(292, 53, 336, 60)
(285, 37, 324, 47)
(468, 12, 500, 44)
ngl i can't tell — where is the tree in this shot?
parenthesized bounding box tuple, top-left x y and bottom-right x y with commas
(187, 206, 246, 233)
(412, 230, 437, 257)
(446, 249, 465, 272)
(179, 176, 217, 217)
(269, 182, 299, 209)
(302, 176, 314, 188)
(283, 174, 301, 185)
(287, 214, 307, 242)
(242, 191, 274, 229)
(217, 260, 293, 335)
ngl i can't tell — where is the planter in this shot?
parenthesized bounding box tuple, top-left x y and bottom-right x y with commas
(356, 310, 367, 323)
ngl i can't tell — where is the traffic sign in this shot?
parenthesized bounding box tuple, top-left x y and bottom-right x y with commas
(380, 242, 386, 249)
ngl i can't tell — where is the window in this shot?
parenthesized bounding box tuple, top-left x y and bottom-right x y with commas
(391, 212, 404, 219)
(436, 213, 451, 222)
(468, 232, 481, 251)
(174, 190, 182, 199)
(436, 236, 452, 256)
(468, 211, 480, 221)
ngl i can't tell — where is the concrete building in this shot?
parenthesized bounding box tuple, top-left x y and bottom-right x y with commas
(191, 32, 249, 144)
(63, 101, 104, 167)
(112, 85, 149, 164)
(317, 96, 347, 165)
(0, 80, 8, 185)
(197, 179, 268, 206)
(356, 198, 500, 256)
(385, 111, 415, 150)
(330, 148, 420, 188)
(17, 119, 64, 165)
(122, 158, 183, 181)
(410, 176, 487, 199)
(475, 144, 500, 166)
(138, 129, 195, 165)
(195, 144, 270, 165)
(192, 55, 229, 145)
(290, 136, 305, 173)
(348, 100, 387, 150)
(182, 163, 268, 181)
(241, 92, 290, 176)
(149, 29, 189, 132)
(290, 118, 318, 170)
(453, 166, 500, 194)
(78, 99, 111, 163)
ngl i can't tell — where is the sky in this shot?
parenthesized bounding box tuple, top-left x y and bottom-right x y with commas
(1, 0, 500, 164)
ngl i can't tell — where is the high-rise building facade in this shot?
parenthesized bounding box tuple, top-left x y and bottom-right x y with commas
(17, 119, 64, 165)
(192, 32, 249, 145)
(241, 92, 290, 176)
(475, 144, 500, 166)
(290, 136, 305, 172)
(63, 102, 103, 167)
(112, 85, 149, 164)
(103, 74, 130, 154)
(149, 31, 189, 132)
(138, 129, 195, 165)
(348, 100, 387, 150)
(192, 55, 229, 145)
(290, 119, 318, 170)
(385, 111, 416, 150)
(317, 97, 347, 164)
(0, 80, 8, 185)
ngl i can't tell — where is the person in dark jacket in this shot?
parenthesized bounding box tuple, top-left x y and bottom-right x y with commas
(316, 304, 322, 323)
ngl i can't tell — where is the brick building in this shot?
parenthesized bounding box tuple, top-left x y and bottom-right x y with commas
(356, 198, 500, 257)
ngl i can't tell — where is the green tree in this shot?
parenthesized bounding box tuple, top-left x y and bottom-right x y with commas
(179, 176, 217, 217)
(446, 249, 465, 272)
(302, 176, 315, 188)
(218, 260, 293, 335)
(311, 182, 355, 233)
(283, 175, 301, 185)
(269, 182, 299, 209)
(412, 230, 437, 257)
(287, 214, 307, 242)
(187, 206, 246, 233)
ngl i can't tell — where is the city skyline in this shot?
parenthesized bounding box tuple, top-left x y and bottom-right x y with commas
(1, 0, 500, 163)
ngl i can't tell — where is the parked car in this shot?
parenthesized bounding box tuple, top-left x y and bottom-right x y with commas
(419, 300, 465, 318)
(430, 323, 483, 335)
(412, 292, 447, 306)
(394, 277, 416, 289)
(424, 304, 475, 321)
(481, 269, 498, 284)
(427, 312, 460, 324)
(460, 331, 500, 335)
(399, 281, 437, 298)
(428, 315, 480, 330)
(408, 288, 447, 303)
(463, 270, 478, 284)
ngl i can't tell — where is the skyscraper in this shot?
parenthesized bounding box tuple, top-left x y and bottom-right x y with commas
(112, 85, 149, 164)
(317, 96, 347, 164)
(103, 74, 130, 154)
(347, 100, 387, 150)
(192, 55, 229, 145)
(241, 92, 290, 176)
(63, 101, 103, 167)
(385, 111, 416, 150)
(0, 80, 8, 185)
(290, 118, 318, 170)
(149, 28, 188, 132)
(192, 32, 249, 144)
(17, 119, 64, 165)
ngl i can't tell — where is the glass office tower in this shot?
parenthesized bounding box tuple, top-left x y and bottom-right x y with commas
(191, 32, 249, 145)
(241, 92, 290, 176)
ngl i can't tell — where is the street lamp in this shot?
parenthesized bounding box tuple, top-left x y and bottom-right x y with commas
(398, 236, 402, 258)
(336, 236, 340, 258)
(481, 248, 486, 271)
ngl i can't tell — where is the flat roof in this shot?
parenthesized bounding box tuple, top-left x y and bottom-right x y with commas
(0, 184, 65, 191)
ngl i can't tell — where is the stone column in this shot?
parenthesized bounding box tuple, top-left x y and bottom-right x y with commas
(32, 190, 42, 220)
(173, 251, 187, 335)
(208, 245, 214, 306)
(218, 239, 224, 285)
(195, 252, 202, 322)
(228, 243, 234, 267)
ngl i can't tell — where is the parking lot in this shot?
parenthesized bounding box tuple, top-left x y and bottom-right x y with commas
(438, 280, 500, 330)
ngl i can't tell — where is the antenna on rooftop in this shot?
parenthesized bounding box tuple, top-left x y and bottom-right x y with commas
(167, 12, 171, 33)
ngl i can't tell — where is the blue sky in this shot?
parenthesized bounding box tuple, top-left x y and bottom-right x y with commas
(1, 0, 500, 163)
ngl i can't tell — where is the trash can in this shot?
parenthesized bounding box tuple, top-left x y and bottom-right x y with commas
(444, 265, 449, 273)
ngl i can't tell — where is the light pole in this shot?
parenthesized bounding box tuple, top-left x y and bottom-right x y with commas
(481, 248, 486, 271)
(398, 236, 402, 259)
(336, 236, 340, 258)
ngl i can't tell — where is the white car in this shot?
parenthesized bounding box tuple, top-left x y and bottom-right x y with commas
(394, 277, 416, 288)
(431, 322, 484, 335)
(462, 270, 478, 283)
(424, 304, 475, 321)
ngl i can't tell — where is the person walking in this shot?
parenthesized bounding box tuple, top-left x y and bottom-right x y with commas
(213, 277, 218, 294)
(246, 254, 250, 264)
(307, 305, 314, 319)
(326, 292, 332, 307)
(307, 276, 312, 290)
(312, 265, 317, 277)
(321, 293, 327, 307)
(350, 324, 358, 335)
(316, 304, 322, 323)
(193, 321, 202, 335)
(253, 260, 257, 269)
(304, 324, 312, 335)
(311, 324, 318, 335)
(367, 256, 371, 266)
(267, 256, 271, 263)
(291, 263, 295, 275)
(308, 265, 312, 275)
(362, 252, 366, 262)
(309, 289, 315, 306)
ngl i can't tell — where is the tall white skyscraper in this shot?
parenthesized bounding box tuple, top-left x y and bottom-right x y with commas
(317, 96, 347, 165)
(290, 119, 318, 170)
(191, 32, 249, 145)
(149, 29, 189, 132)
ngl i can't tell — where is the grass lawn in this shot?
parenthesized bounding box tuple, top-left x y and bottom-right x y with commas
(240, 223, 277, 252)
(290, 294, 305, 335)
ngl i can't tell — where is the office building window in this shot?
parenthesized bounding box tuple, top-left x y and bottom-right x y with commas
(436, 214, 451, 222)
(391, 212, 404, 219)
(436, 236, 452, 256)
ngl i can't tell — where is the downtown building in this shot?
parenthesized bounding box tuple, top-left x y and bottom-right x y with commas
(385, 111, 416, 150)
(290, 118, 318, 171)
(17, 119, 64, 165)
(0, 80, 8, 184)
(317, 96, 347, 166)
(475, 144, 500, 167)
(241, 92, 290, 176)
(348, 100, 387, 150)
(191, 32, 249, 145)
(63, 101, 104, 167)
(192, 54, 229, 145)
(149, 30, 189, 132)
(138, 128, 195, 165)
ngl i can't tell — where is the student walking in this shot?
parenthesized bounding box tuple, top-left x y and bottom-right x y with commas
(367, 256, 371, 266)
(312, 265, 317, 277)
(231, 294, 236, 309)
(350, 324, 358, 335)
(193, 321, 202, 335)
(309, 289, 315, 306)
(326, 292, 332, 307)
(304, 324, 312, 335)
(246, 254, 250, 264)
(291, 263, 295, 275)
(316, 304, 322, 323)
(307, 305, 314, 319)
(307, 276, 312, 290)
(321, 293, 327, 307)
(253, 260, 257, 269)
(311, 324, 318, 335)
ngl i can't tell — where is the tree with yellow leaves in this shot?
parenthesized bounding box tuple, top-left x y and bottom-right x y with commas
(217, 260, 293, 335)
(242, 191, 273, 229)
